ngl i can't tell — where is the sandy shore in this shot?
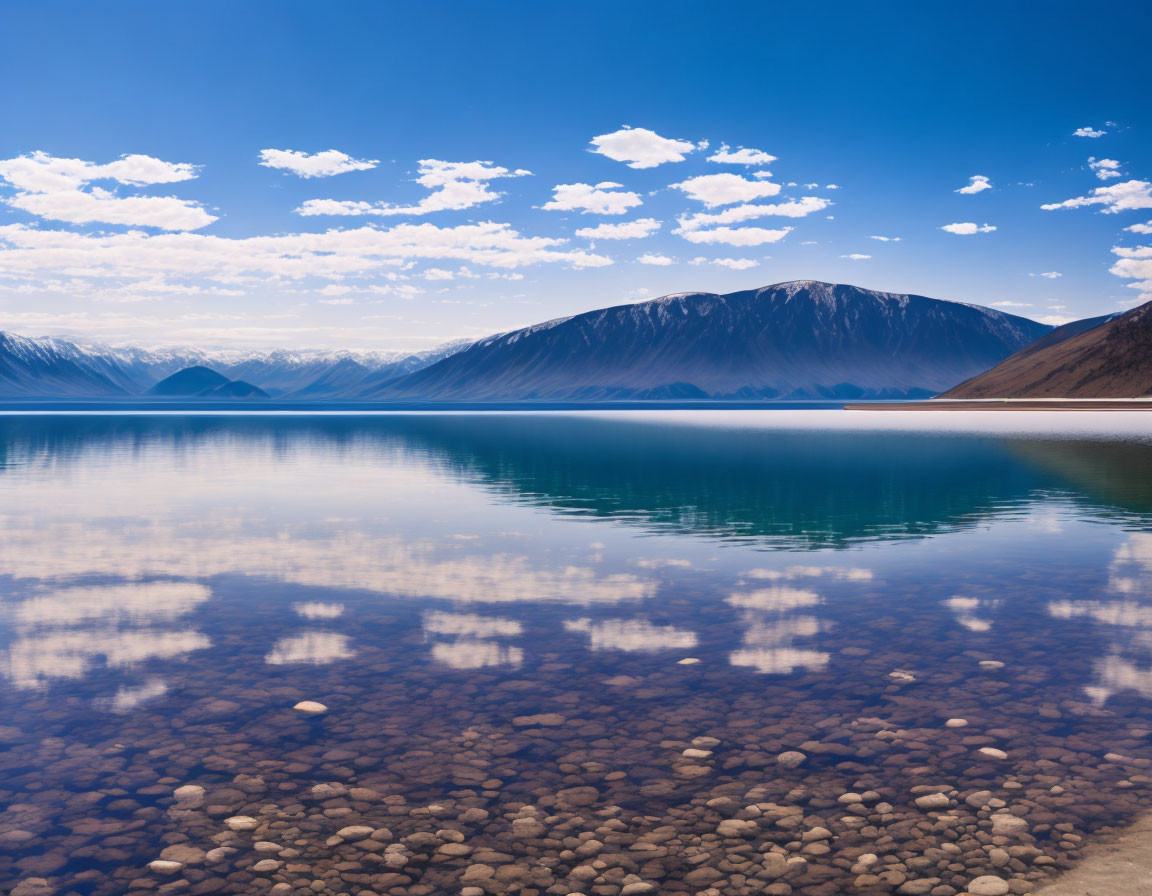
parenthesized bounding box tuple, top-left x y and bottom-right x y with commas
(847, 400, 1152, 411)
(1032, 811, 1152, 895)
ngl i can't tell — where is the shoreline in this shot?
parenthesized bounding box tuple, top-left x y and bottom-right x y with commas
(847, 400, 1152, 411)
(1033, 811, 1152, 895)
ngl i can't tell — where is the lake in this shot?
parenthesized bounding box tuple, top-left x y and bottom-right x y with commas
(1, 411, 1151, 896)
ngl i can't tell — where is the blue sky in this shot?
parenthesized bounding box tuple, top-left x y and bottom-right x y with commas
(0, 0, 1149, 350)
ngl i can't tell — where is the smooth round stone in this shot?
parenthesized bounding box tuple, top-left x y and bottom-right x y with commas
(293, 700, 328, 715)
(682, 748, 713, 759)
(677, 657, 700, 664)
(978, 747, 1008, 760)
(224, 816, 259, 832)
(173, 784, 205, 801)
(336, 825, 374, 840)
(148, 860, 184, 875)
(252, 859, 282, 873)
(967, 876, 1010, 895)
(837, 792, 863, 804)
(945, 718, 968, 728)
(914, 793, 951, 810)
(777, 750, 807, 769)
(979, 660, 1005, 670)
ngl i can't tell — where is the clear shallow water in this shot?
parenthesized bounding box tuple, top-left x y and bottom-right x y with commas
(0, 411, 1151, 896)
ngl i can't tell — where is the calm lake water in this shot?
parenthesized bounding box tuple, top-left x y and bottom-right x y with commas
(1, 411, 1151, 896)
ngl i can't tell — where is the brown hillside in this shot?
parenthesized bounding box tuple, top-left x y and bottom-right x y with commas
(941, 301, 1152, 398)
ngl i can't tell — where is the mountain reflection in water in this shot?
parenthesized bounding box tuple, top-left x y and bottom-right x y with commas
(0, 411, 1150, 896)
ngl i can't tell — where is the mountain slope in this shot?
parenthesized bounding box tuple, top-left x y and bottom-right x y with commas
(0, 333, 135, 397)
(942, 300, 1152, 398)
(148, 366, 232, 396)
(0, 333, 471, 399)
(371, 281, 1052, 401)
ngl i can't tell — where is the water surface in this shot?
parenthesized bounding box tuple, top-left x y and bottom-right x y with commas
(1, 411, 1151, 896)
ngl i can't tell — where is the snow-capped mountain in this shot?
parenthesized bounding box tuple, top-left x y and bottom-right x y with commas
(0, 334, 474, 398)
(369, 281, 1055, 401)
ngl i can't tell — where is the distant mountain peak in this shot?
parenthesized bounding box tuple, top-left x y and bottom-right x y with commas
(369, 281, 1054, 402)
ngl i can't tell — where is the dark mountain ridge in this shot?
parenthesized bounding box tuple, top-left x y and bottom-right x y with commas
(148, 365, 269, 399)
(370, 281, 1053, 401)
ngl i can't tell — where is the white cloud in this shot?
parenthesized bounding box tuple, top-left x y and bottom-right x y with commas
(869, 235, 902, 241)
(671, 173, 781, 207)
(1038, 314, 1076, 325)
(993, 301, 1032, 307)
(0, 151, 214, 231)
(826, 184, 840, 189)
(956, 175, 992, 194)
(1041, 180, 1152, 214)
(297, 159, 529, 217)
(588, 126, 697, 168)
(1073, 126, 1107, 138)
(541, 182, 642, 215)
(675, 224, 793, 246)
(1110, 244, 1152, 299)
(690, 256, 759, 270)
(1125, 221, 1152, 234)
(841, 253, 871, 260)
(573, 218, 661, 239)
(258, 149, 378, 178)
(941, 222, 997, 235)
(1088, 157, 1123, 180)
(636, 253, 674, 265)
(676, 197, 830, 230)
(0, 220, 614, 301)
(1030, 271, 1063, 279)
(707, 144, 777, 166)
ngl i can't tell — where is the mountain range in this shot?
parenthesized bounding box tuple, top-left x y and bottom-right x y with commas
(369, 281, 1051, 400)
(4, 279, 1136, 402)
(943, 300, 1152, 398)
(0, 336, 470, 399)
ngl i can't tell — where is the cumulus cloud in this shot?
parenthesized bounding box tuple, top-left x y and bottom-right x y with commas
(0, 220, 614, 302)
(670, 196, 818, 246)
(1030, 271, 1063, 279)
(1088, 157, 1123, 180)
(1110, 244, 1152, 299)
(956, 175, 992, 194)
(0, 151, 215, 231)
(841, 253, 871, 260)
(636, 253, 674, 265)
(674, 224, 793, 246)
(671, 173, 782, 207)
(297, 159, 529, 217)
(690, 256, 758, 270)
(1041, 180, 1152, 214)
(707, 144, 777, 165)
(573, 218, 661, 239)
(541, 182, 642, 214)
(941, 222, 997, 235)
(588, 126, 697, 168)
(869, 235, 902, 241)
(1126, 221, 1152, 234)
(258, 149, 378, 178)
(1073, 126, 1107, 138)
(676, 197, 830, 231)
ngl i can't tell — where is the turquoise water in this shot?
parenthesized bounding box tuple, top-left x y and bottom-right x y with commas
(0, 411, 1151, 896)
